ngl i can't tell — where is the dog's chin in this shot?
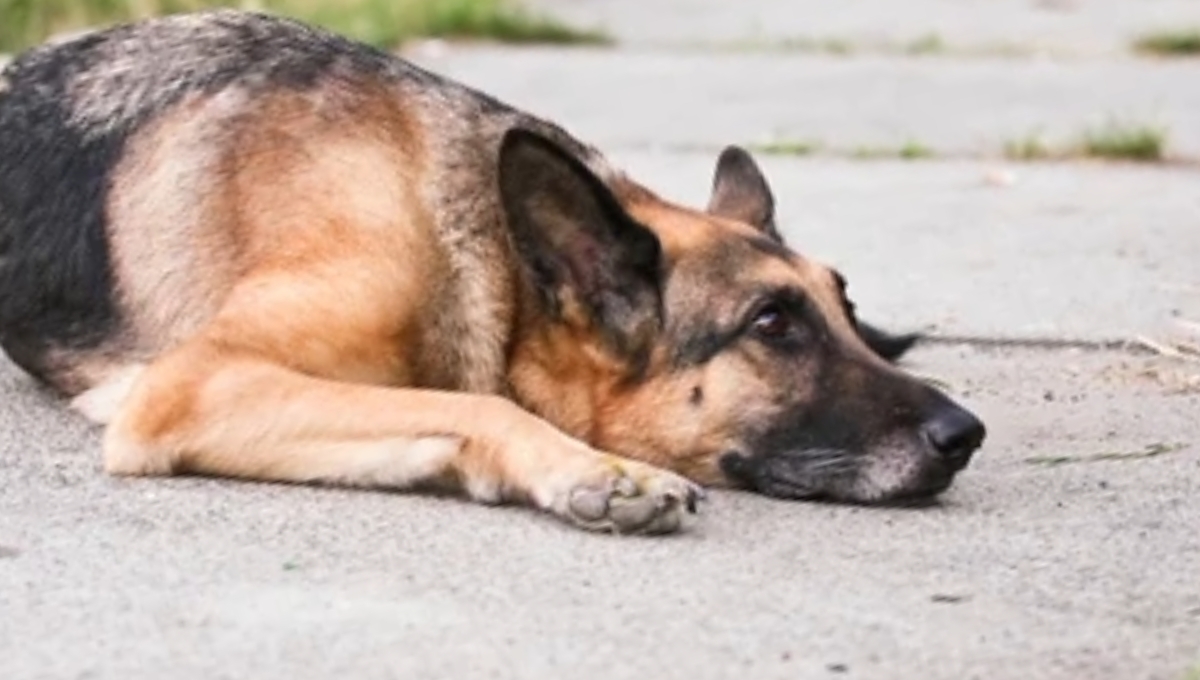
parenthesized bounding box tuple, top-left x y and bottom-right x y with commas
(854, 467, 954, 507)
(756, 475, 951, 506)
(719, 450, 957, 506)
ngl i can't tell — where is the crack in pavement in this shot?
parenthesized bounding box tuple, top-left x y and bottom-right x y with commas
(918, 333, 1192, 357)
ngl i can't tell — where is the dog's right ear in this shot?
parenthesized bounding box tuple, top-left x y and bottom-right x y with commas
(498, 129, 663, 356)
(707, 146, 780, 242)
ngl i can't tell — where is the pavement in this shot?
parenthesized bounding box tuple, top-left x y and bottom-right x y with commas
(3, 2, 1200, 679)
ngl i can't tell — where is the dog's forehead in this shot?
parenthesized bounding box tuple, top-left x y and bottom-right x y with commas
(621, 194, 846, 310)
(667, 221, 836, 299)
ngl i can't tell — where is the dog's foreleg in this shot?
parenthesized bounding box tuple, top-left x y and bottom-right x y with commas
(103, 345, 701, 534)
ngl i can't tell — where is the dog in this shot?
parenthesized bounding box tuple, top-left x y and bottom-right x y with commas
(0, 10, 984, 534)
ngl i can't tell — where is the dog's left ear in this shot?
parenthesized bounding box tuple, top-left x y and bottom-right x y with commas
(857, 321, 920, 362)
(498, 129, 662, 356)
(707, 146, 781, 242)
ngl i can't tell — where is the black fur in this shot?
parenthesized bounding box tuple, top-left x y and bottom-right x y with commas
(0, 37, 126, 381)
(856, 321, 920, 362)
(499, 128, 664, 368)
(719, 342, 954, 500)
(707, 145, 779, 241)
(672, 320, 739, 368)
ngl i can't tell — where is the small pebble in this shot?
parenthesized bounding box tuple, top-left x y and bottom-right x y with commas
(931, 593, 972, 604)
(983, 168, 1018, 187)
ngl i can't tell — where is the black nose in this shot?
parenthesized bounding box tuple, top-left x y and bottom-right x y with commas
(923, 406, 986, 470)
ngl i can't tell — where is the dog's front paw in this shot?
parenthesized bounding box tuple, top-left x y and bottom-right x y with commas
(546, 458, 705, 535)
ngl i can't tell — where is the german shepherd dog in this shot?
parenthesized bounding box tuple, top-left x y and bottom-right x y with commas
(0, 10, 984, 534)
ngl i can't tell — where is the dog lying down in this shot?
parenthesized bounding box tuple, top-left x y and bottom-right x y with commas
(0, 10, 985, 534)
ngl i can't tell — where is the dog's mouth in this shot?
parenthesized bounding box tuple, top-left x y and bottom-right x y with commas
(718, 446, 959, 505)
(719, 449, 853, 500)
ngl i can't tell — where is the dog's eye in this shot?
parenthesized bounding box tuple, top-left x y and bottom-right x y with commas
(750, 304, 790, 339)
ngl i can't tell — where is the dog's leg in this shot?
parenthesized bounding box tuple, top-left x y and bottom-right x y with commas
(103, 341, 701, 534)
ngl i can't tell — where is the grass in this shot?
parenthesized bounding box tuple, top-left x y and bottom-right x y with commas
(705, 36, 854, 56)
(1003, 132, 1053, 160)
(852, 140, 934, 160)
(1134, 29, 1200, 56)
(898, 139, 934, 159)
(905, 32, 946, 55)
(0, 0, 609, 53)
(777, 36, 853, 56)
(697, 33, 1040, 59)
(1002, 122, 1170, 163)
(852, 145, 899, 160)
(747, 139, 822, 156)
(746, 138, 937, 161)
(745, 124, 1172, 164)
(1080, 121, 1167, 162)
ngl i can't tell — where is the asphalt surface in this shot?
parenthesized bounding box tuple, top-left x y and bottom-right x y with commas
(3, 2, 1200, 679)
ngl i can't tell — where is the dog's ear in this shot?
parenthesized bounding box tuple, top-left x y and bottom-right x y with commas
(707, 146, 780, 242)
(856, 321, 920, 362)
(498, 129, 662, 356)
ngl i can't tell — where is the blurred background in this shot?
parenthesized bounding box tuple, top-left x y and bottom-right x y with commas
(3, 0, 1198, 166)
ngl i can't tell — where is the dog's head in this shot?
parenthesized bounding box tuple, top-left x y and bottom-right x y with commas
(499, 129, 984, 504)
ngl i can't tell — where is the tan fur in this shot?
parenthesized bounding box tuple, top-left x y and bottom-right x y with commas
(108, 90, 245, 359)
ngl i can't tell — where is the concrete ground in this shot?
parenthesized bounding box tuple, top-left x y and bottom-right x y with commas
(3, 2, 1200, 679)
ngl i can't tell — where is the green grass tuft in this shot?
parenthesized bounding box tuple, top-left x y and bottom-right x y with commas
(850, 140, 936, 160)
(773, 36, 854, 55)
(1004, 132, 1053, 160)
(747, 139, 822, 156)
(905, 32, 946, 55)
(898, 139, 934, 159)
(1134, 29, 1200, 56)
(305, 0, 610, 49)
(1080, 121, 1167, 162)
(0, 0, 609, 53)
